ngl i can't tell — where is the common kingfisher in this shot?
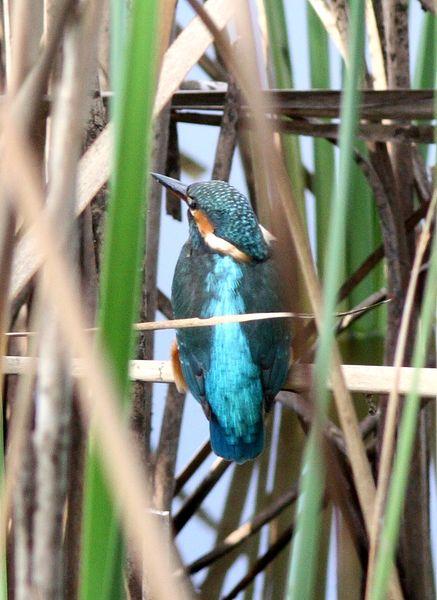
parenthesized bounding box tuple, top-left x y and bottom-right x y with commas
(152, 173, 291, 463)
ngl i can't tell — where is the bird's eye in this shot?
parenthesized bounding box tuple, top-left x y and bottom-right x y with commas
(189, 200, 198, 210)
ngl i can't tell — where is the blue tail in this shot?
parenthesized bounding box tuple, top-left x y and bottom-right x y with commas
(209, 418, 264, 464)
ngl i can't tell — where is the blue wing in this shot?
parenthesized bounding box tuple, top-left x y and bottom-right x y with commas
(239, 259, 291, 404)
(171, 241, 212, 405)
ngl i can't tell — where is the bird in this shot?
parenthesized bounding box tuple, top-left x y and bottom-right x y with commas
(152, 173, 291, 463)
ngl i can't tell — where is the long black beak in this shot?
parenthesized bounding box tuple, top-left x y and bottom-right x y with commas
(151, 172, 188, 201)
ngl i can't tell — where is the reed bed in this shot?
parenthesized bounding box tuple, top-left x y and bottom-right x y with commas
(0, 1, 435, 599)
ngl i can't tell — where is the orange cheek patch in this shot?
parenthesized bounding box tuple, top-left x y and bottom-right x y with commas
(192, 209, 214, 236)
(171, 340, 188, 393)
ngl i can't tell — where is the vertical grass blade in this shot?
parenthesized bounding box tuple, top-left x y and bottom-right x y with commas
(110, 0, 127, 100)
(369, 207, 437, 600)
(81, 1, 159, 598)
(345, 144, 384, 342)
(287, 1, 365, 597)
(263, 0, 305, 217)
(413, 11, 436, 161)
(307, 2, 334, 276)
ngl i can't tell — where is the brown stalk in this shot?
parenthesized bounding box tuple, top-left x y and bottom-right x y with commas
(5, 0, 39, 94)
(9, 304, 42, 600)
(96, 0, 109, 91)
(412, 148, 432, 204)
(259, 36, 306, 555)
(13, 440, 35, 600)
(32, 2, 104, 596)
(173, 457, 231, 533)
(0, 203, 16, 597)
(196, 48, 227, 82)
(300, 119, 435, 144)
(12, 0, 77, 133)
(153, 385, 186, 511)
(133, 0, 177, 470)
(380, 4, 433, 595)
(157, 289, 173, 320)
(366, 145, 411, 310)
(362, 143, 414, 468)
(32, 311, 72, 600)
(211, 74, 240, 181)
(380, 1, 414, 364)
(366, 191, 437, 597)
(266, 411, 302, 598)
(173, 440, 211, 496)
(62, 204, 97, 599)
(165, 118, 182, 219)
(2, 2, 62, 597)
(171, 88, 435, 120)
(174, 111, 436, 143)
(176, 489, 218, 528)
(1, 108, 193, 600)
(87, 97, 108, 276)
(62, 397, 85, 599)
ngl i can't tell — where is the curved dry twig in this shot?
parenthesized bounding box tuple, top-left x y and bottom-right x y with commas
(5, 298, 392, 338)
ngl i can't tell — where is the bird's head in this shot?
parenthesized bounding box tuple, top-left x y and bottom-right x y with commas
(152, 173, 270, 262)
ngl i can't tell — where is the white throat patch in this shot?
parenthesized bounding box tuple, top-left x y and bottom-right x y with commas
(203, 232, 251, 263)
